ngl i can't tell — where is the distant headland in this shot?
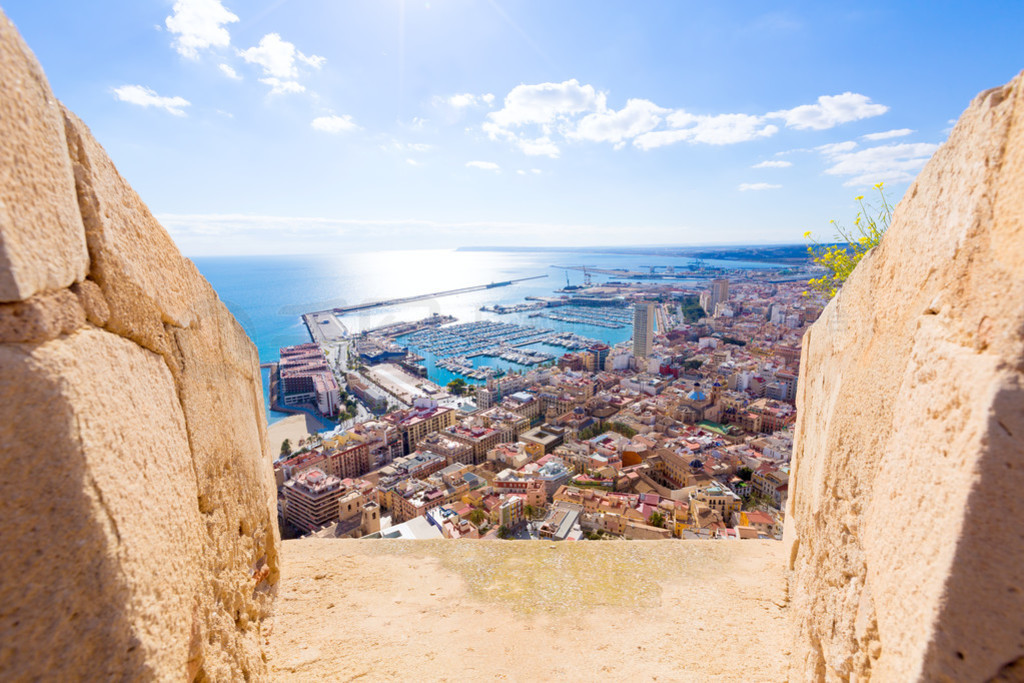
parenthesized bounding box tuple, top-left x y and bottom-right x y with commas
(456, 243, 813, 263)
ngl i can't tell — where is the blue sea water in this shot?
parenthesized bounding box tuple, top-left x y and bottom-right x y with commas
(192, 249, 783, 424)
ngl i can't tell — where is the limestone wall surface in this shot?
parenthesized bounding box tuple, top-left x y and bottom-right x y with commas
(786, 71, 1024, 681)
(0, 11, 279, 681)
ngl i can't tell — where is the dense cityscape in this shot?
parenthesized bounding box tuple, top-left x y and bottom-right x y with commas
(269, 266, 820, 543)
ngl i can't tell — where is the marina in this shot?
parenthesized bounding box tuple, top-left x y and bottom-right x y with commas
(395, 320, 602, 381)
(528, 304, 634, 329)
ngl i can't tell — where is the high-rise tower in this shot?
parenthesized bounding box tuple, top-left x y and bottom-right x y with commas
(701, 278, 731, 317)
(633, 302, 654, 358)
(711, 278, 730, 307)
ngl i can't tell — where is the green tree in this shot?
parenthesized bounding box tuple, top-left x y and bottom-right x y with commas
(447, 378, 466, 396)
(280, 438, 291, 456)
(497, 525, 511, 539)
(576, 422, 605, 440)
(467, 509, 486, 526)
(609, 422, 638, 438)
(649, 511, 666, 528)
(679, 295, 707, 323)
(806, 183, 892, 297)
(737, 466, 753, 482)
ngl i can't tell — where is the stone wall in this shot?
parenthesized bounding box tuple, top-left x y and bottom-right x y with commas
(0, 11, 279, 681)
(786, 71, 1024, 681)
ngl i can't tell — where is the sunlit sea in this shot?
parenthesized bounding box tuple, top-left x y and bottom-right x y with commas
(193, 249, 781, 424)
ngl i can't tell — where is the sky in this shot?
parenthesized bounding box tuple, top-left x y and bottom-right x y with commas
(5, 1, 1023, 255)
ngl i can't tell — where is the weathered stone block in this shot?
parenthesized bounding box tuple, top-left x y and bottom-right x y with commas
(0, 9, 280, 680)
(0, 12, 88, 302)
(787, 71, 1024, 681)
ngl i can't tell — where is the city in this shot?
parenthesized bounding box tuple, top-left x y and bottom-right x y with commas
(270, 271, 816, 543)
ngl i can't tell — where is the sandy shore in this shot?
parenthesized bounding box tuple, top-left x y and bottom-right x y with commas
(267, 414, 317, 454)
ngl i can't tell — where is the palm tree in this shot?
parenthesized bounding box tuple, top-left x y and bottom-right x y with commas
(467, 509, 486, 526)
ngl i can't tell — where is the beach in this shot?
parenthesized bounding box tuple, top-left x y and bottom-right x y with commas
(267, 414, 317, 454)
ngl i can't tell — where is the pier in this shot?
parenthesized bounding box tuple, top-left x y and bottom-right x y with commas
(322, 275, 548, 316)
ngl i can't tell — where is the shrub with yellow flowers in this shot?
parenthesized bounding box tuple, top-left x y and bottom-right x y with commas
(805, 182, 892, 297)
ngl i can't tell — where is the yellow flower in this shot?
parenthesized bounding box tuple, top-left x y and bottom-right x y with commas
(803, 230, 812, 238)
(854, 195, 864, 201)
(874, 182, 884, 189)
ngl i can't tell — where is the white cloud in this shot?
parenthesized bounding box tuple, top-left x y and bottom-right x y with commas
(218, 63, 241, 80)
(489, 79, 604, 129)
(449, 94, 476, 108)
(478, 80, 889, 157)
(531, 168, 542, 174)
(738, 183, 782, 191)
(634, 113, 777, 149)
(112, 85, 190, 116)
(466, 161, 500, 172)
(445, 93, 496, 108)
(862, 128, 914, 141)
(516, 169, 526, 175)
(311, 114, 358, 133)
(816, 141, 858, 155)
(165, 0, 238, 59)
(669, 111, 778, 145)
(821, 141, 939, 186)
(768, 92, 888, 130)
(629, 129, 690, 150)
(239, 33, 324, 93)
(383, 140, 434, 154)
(572, 99, 668, 144)
(406, 158, 422, 166)
(260, 77, 305, 95)
(752, 160, 792, 168)
(298, 53, 326, 69)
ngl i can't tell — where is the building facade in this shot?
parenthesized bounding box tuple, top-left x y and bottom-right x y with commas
(633, 302, 654, 359)
(283, 468, 344, 532)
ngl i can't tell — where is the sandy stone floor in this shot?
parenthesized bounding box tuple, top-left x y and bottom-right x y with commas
(266, 539, 790, 682)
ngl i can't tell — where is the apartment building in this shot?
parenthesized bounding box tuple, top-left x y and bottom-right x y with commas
(283, 468, 344, 532)
(383, 398, 457, 454)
